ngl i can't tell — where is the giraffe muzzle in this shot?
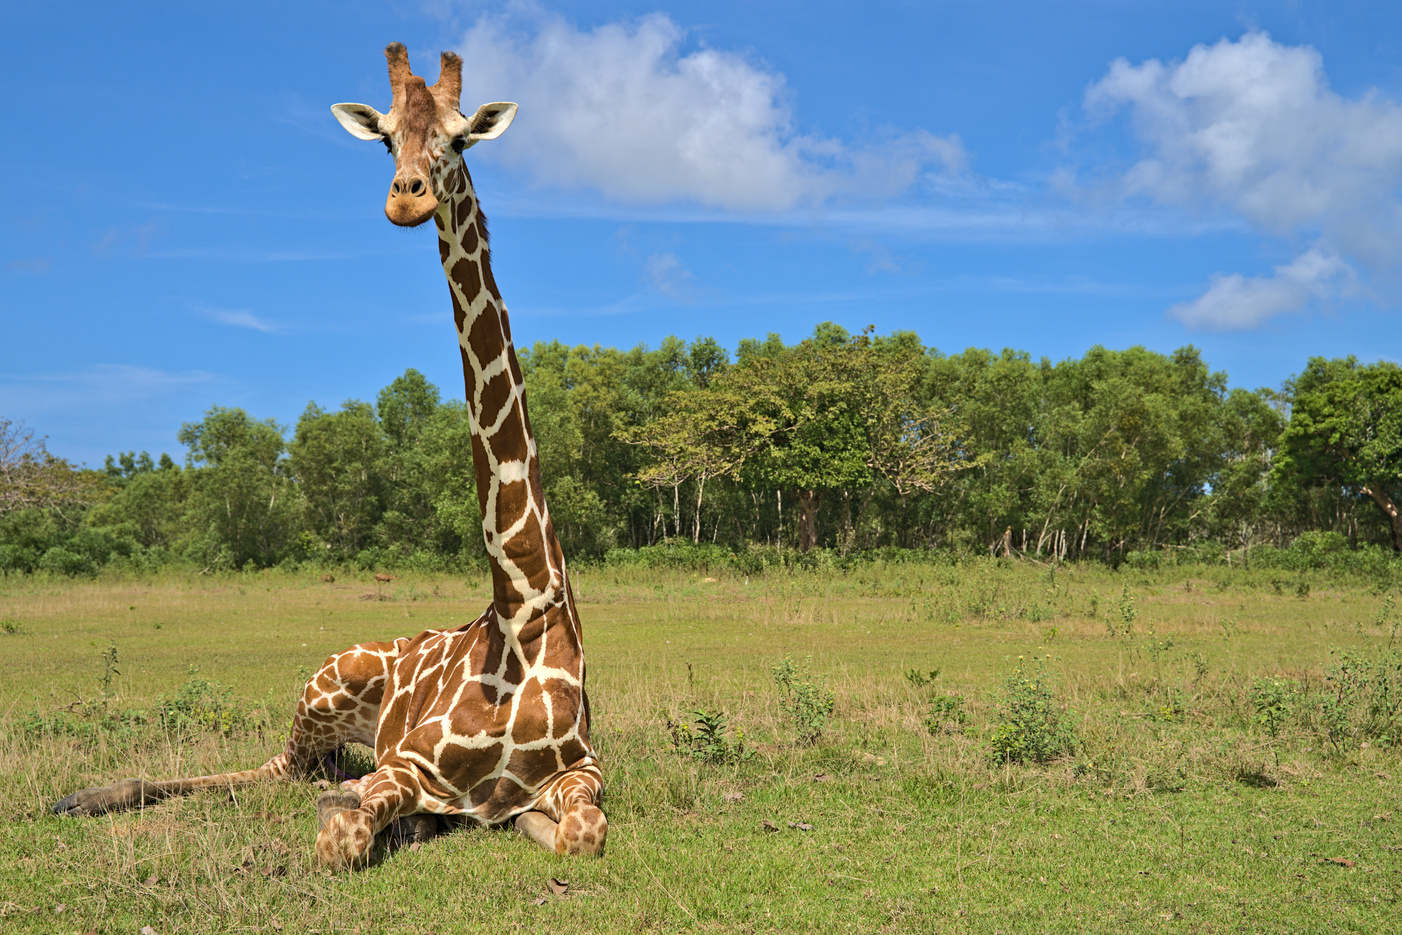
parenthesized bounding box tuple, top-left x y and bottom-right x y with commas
(385, 175, 438, 227)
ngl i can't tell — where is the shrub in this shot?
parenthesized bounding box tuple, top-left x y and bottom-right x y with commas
(1249, 676, 1301, 739)
(923, 694, 967, 734)
(37, 546, 97, 577)
(156, 668, 272, 737)
(771, 656, 835, 746)
(667, 709, 752, 764)
(989, 656, 1075, 764)
(1317, 648, 1402, 750)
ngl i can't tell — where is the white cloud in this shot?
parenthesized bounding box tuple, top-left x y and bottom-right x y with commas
(201, 306, 280, 333)
(455, 9, 963, 212)
(1084, 31, 1402, 328)
(1167, 247, 1355, 330)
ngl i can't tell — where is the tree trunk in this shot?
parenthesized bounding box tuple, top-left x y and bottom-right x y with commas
(1362, 484, 1402, 551)
(693, 475, 706, 544)
(672, 482, 680, 542)
(775, 488, 783, 557)
(798, 489, 820, 552)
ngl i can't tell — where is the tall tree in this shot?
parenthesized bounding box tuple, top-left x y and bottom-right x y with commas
(1277, 357, 1402, 550)
(289, 401, 384, 557)
(0, 418, 101, 519)
(178, 407, 299, 569)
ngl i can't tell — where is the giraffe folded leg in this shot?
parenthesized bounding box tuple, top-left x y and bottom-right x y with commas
(315, 760, 432, 871)
(514, 768, 607, 857)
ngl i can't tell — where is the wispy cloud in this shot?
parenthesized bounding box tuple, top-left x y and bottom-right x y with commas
(1079, 31, 1402, 329)
(0, 364, 217, 417)
(91, 219, 163, 256)
(643, 252, 697, 300)
(201, 305, 282, 333)
(149, 247, 371, 262)
(454, 8, 964, 212)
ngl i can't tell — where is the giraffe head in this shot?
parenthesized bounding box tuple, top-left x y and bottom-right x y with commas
(331, 43, 517, 228)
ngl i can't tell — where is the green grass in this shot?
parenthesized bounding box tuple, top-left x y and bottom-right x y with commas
(1, 559, 1400, 933)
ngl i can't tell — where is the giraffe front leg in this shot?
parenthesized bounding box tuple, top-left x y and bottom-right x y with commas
(514, 768, 607, 857)
(314, 761, 429, 871)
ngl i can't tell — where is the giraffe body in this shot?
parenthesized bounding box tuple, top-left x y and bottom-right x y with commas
(51, 44, 606, 869)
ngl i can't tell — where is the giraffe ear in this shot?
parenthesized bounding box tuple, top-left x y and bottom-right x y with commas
(331, 103, 386, 141)
(465, 102, 517, 141)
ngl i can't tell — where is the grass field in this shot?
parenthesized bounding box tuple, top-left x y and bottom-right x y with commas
(1, 559, 1400, 934)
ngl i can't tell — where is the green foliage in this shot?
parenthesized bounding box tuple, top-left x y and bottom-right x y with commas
(179, 406, 299, 569)
(1317, 647, 1402, 750)
(923, 694, 967, 734)
(97, 641, 120, 696)
(156, 668, 272, 738)
(7, 337, 1402, 576)
(21, 642, 143, 743)
(770, 656, 835, 746)
(904, 667, 941, 688)
(667, 709, 752, 764)
(904, 666, 965, 733)
(1276, 357, 1402, 550)
(989, 656, 1076, 764)
(1249, 677, 1301, 739)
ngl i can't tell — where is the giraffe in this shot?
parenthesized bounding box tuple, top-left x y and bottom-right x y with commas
(51, 43, 607, 870)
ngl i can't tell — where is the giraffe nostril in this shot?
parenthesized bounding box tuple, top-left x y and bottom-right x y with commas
(409, 179, 425, 196)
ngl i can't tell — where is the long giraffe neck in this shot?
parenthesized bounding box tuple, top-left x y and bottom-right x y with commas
(432, 160, 567, 629)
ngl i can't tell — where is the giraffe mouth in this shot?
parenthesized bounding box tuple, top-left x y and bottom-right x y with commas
(385, 195, 439, 228)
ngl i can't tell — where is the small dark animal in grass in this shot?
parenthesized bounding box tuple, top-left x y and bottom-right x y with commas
(51, 43, 606, 871)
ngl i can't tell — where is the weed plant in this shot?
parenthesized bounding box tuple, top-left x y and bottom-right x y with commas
(770, 656, 835, 746)
(989, 655, 1077, 763)
(666, 709, 752, 764)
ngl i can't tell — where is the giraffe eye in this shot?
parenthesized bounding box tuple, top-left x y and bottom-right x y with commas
(451, 137, 467, 153)
(381, 136, 393, 154)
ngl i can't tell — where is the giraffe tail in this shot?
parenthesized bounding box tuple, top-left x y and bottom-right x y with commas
(51, 750, 302, 817)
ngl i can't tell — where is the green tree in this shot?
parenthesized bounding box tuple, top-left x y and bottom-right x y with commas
(1202, 388, 1285, 554)
(178, 407, 299, 569)
(289, 401, 384, 557)
(1277, 357, 1402, 550)
(88, 458, 187, 551)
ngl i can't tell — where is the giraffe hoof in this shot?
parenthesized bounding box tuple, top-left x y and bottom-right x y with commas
(557, 804, 608, 858)
(315, 807, 375, 871)
(52, 778, 161, 816)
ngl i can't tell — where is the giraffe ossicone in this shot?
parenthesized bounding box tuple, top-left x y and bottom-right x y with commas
(51, 42, 607, 870)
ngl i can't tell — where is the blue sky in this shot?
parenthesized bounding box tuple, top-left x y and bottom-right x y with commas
(5, 1, 1402, 465)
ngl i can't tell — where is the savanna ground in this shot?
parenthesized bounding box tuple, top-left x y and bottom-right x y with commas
(1, 558, 1400, 934)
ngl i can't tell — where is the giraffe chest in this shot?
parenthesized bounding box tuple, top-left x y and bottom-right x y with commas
(371, 611, 593, 814)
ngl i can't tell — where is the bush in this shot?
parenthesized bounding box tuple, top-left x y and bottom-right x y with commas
(37, 546, 97, 577)
(1317, 648, 1402, 750)
(156, 668, 272, 737)
(771, 656, 835, 746)
(667, 709, 752, 764)
(1250, 676, 1301, 739)
(989, 656, 1076, 764)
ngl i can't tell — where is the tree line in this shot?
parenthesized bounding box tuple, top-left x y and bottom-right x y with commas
(2, 324, 1399, 576)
